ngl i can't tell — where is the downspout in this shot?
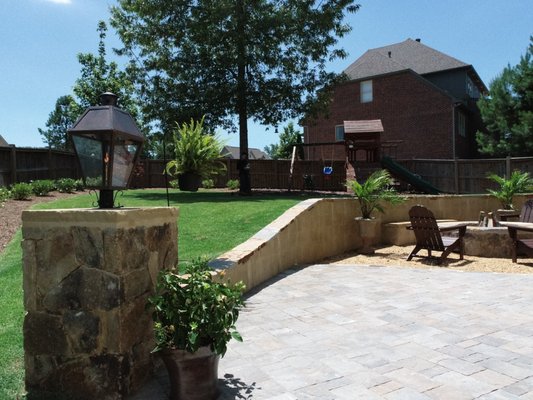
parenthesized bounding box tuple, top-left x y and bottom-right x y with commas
(452, 101, 462, 194)
(451, 101, 463, 157)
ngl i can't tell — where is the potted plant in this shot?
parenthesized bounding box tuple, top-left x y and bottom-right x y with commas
(165, 117, 227, 191)
(487, 170, 533, 210)
(346, 169, 405, 254)
(148, 258, 245, 400)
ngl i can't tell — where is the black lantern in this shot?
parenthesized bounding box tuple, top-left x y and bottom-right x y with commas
(68, 92, 144, 208)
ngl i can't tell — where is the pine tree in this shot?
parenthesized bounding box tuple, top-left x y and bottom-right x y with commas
(476, 36, 533, 156)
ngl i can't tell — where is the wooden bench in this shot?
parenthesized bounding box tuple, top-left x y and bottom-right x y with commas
(382, 219, 458, 246)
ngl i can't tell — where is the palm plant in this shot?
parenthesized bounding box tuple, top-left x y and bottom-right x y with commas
(346, 169, 404, 219)
(487, 170, 533, 210)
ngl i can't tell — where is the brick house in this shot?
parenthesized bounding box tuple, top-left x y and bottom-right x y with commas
(302, 38, 487, 163)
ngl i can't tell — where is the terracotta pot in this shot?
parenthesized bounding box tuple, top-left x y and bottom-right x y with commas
(355, 217, 381, 254)
(178, 172, 202, 192)
(160, 346, 220, 400)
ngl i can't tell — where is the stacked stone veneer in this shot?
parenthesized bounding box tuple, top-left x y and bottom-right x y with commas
(21, 207, 178, 400)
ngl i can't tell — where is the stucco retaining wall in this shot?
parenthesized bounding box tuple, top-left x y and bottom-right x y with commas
(211, 194, 532, 292)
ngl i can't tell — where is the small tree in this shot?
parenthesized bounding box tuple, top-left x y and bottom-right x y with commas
(264, 122, 304, 160)
(38, 95, 79, 150)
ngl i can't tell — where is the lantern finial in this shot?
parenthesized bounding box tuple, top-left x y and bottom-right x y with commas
(100, 92, 118, 107)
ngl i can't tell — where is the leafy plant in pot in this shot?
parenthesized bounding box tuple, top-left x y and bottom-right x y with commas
(165, 117, 227, 191)
(346, 169, 405, 254)
(148, 258, 245, 400)
(487, 170, 533, 210)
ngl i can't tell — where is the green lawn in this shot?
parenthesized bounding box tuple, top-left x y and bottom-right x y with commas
(0, 189, 333, 398)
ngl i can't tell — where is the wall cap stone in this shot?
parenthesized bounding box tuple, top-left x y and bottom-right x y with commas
(22, 207, 179, 230)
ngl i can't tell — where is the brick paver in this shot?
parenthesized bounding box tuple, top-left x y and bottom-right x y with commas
(130, 264, 533, 399)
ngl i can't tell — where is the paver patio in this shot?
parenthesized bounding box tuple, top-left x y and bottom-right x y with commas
(131, 264, 533, 399)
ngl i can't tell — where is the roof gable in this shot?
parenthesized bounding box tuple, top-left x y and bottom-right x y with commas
(0, 134, 9, 147)
(344, 38, 469, 80)
(221, 145, 269, 159)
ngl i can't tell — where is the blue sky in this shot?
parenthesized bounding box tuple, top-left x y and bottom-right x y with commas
(1, 0, 531, 151)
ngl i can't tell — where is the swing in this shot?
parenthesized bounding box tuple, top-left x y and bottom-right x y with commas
(321, 145, 334, 176)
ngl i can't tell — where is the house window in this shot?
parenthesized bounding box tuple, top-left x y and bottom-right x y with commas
(335, 125, 345, 141)
(466, 76, 480, 99)
(457, 111, 466, 137)
(360, 80, 373, 103)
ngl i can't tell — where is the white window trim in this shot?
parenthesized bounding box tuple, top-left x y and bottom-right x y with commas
(335, 125, 345, 142)
(360, 80, 373, 103)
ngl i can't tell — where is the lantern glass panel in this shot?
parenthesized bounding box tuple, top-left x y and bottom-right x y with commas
(72, 135, 104, 187)
(112, 141, 139, 187)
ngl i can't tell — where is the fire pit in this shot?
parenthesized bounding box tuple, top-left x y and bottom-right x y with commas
(462, 226, 533, 258)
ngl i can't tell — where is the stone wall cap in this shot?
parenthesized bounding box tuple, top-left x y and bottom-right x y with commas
(22, 207, 179, 229)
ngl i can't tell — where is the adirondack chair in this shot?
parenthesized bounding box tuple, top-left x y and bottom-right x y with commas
(506, 199, 533, 263)
(407, 205, 466, 264)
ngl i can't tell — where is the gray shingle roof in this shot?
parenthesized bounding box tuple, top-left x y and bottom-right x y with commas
(0, 134, 9, 147)
(221, 145, 269, 160)
(344, 38, 469, 80)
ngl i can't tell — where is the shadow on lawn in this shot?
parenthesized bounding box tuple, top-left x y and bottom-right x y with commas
(125, 189, 346, 205)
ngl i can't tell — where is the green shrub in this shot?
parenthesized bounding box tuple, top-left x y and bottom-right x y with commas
(303, 174, 314, 191)
(169, 180, 180, 189)
(74, 179, 85, 191)
(55, 178, 77, 193)
(0, 187, 10, 205)
(226, 179, 240, 191)
(202, 179, 214, 189)
(149, 258, 245, 355)
(10, 183, 33, 200)
(31, 180, 55, 196)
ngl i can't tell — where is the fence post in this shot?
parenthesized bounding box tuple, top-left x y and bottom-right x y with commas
(454, 159, 459, 194)
(47, 148, 55, 180)
(506, 156, 511, 179)
(10, 145, 16, 185)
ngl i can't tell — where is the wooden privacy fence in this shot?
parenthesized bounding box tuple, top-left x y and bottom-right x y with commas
(0, 146, 79, 187)
(2, 145, 533, 194)
(401, 157, 533, 194)
(131, 159, 348, 192)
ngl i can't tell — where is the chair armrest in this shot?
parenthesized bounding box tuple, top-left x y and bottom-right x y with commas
(439, 225, 467, 237)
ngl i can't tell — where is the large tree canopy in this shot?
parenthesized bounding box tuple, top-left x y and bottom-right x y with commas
(39, 21, 144, 151)
(476, 36, 533, 156)
(110, 0, 359, 156)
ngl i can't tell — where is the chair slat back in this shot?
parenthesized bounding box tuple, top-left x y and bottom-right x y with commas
(519, 199, 533, 223)
(409, 205, 445, 251)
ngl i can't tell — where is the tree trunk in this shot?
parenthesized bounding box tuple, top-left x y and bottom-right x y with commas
(236, 0, 250, 193)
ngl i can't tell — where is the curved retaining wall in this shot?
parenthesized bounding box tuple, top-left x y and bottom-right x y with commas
(210, 194, 532, 292)
(210, 198, 359, 291)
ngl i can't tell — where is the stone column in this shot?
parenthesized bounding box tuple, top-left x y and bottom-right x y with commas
(21, 207, 178, 400)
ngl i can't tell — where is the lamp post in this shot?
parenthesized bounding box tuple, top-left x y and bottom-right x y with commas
(68, 92, 144, 208)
